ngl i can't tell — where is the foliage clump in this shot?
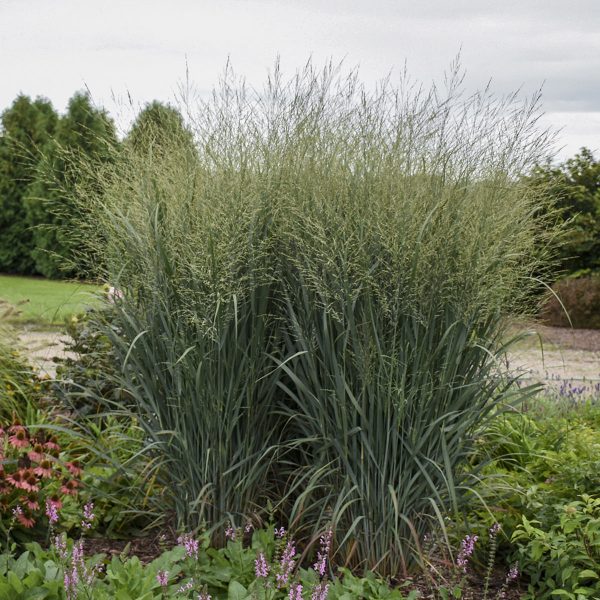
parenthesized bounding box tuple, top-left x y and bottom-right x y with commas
(74, 61, 557, 574)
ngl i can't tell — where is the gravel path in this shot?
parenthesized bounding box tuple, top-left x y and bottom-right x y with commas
(17, 329, 76, 378)
(13, 323, 600, 386)
(507, 324, 600, 391)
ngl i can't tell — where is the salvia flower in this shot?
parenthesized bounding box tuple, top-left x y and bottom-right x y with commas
(255, 552, 270, 578)
(81, 502, 95, 529)
(46, 499, 59, 525)
(64, 569, 78, 600)
(289, 583, 303, 600)
(506, 563, 519, 582)
(177, 533, 199, 559)
(275, 526, 286, 539)
(311, 582, 329, 600)
(156, 570, 169, 587)
(313, 529, 333, 577)
(177, 579, 194, 593)
(244, 520, 254, 534)
(225, 523, 236, 541)
(456, 534, 478, 572)
(197, 593, 212, 600)
(489, 522, 501, 537)
(276, 540, 297, 588)
(53, 534, 68, 561)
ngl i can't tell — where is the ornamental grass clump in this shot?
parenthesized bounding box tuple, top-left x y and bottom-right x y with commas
(75, 61, 556, 573)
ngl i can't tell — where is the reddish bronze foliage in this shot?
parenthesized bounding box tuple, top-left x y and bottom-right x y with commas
(540, 275, 600, 329)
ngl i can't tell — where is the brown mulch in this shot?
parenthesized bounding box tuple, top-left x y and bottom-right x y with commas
(81, 528, 178, 563)
(79, 533, 525, 598)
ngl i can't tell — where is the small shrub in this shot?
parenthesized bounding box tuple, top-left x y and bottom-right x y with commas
(512, 495, 600, 599)
(540, 272, 600, 329)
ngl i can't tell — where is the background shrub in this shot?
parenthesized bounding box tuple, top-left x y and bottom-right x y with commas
(540, 273, 600, 329)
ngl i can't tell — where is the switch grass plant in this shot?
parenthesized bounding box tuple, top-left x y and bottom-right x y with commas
(72, 60, 557, 574)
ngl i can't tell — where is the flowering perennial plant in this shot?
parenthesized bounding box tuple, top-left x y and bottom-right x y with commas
(0, 421, 83, 531)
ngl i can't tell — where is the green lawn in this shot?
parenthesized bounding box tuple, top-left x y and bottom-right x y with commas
(0, 275, 102, 325)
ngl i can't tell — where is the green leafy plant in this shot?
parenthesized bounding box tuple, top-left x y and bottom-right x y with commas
(512, 495, 600, 599)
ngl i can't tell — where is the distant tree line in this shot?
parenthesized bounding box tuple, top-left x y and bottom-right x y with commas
(0, 93, 192, 279)
(525, 147, 600, 277)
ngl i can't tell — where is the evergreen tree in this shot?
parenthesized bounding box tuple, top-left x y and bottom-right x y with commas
(25, 92, 118, 279)
(126, 100, 195, 156)
(0, 95, 57, 274)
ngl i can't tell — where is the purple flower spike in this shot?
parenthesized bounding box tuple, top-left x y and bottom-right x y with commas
(255, 552, 270, 578)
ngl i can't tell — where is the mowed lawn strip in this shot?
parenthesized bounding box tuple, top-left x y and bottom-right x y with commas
(0, 274, 102, 324)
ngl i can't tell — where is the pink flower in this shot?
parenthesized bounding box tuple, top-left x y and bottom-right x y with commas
(65, 462, 83, 477)
(311, 582, 329, 600)
(156, 570, 169, 587)
(34, 459, 54, 478)
(60, 479, 79, 496)
(28, 443, 45, 462)
(506, 563, 519, 582)
(81, 502, 95, 529)
(255, 552, 270, 578)
(276, 540, 297, 588)
(46, 499, 59, 525)
(12, 506, 35, 528)
(225, 524, 236, 541)
(8, 426, 29, 448)
(289, 583, 303, 600)
(177, 533, 199, 559)
(313, 529, 333, 577)
(457, 534, 478, 572)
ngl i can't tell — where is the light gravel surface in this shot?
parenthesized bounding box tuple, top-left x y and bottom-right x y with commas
(14, 323, 600, 386)
(17, 330, 76, 378)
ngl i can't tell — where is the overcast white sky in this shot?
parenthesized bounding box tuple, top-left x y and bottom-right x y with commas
(1, 0, 599, 161)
